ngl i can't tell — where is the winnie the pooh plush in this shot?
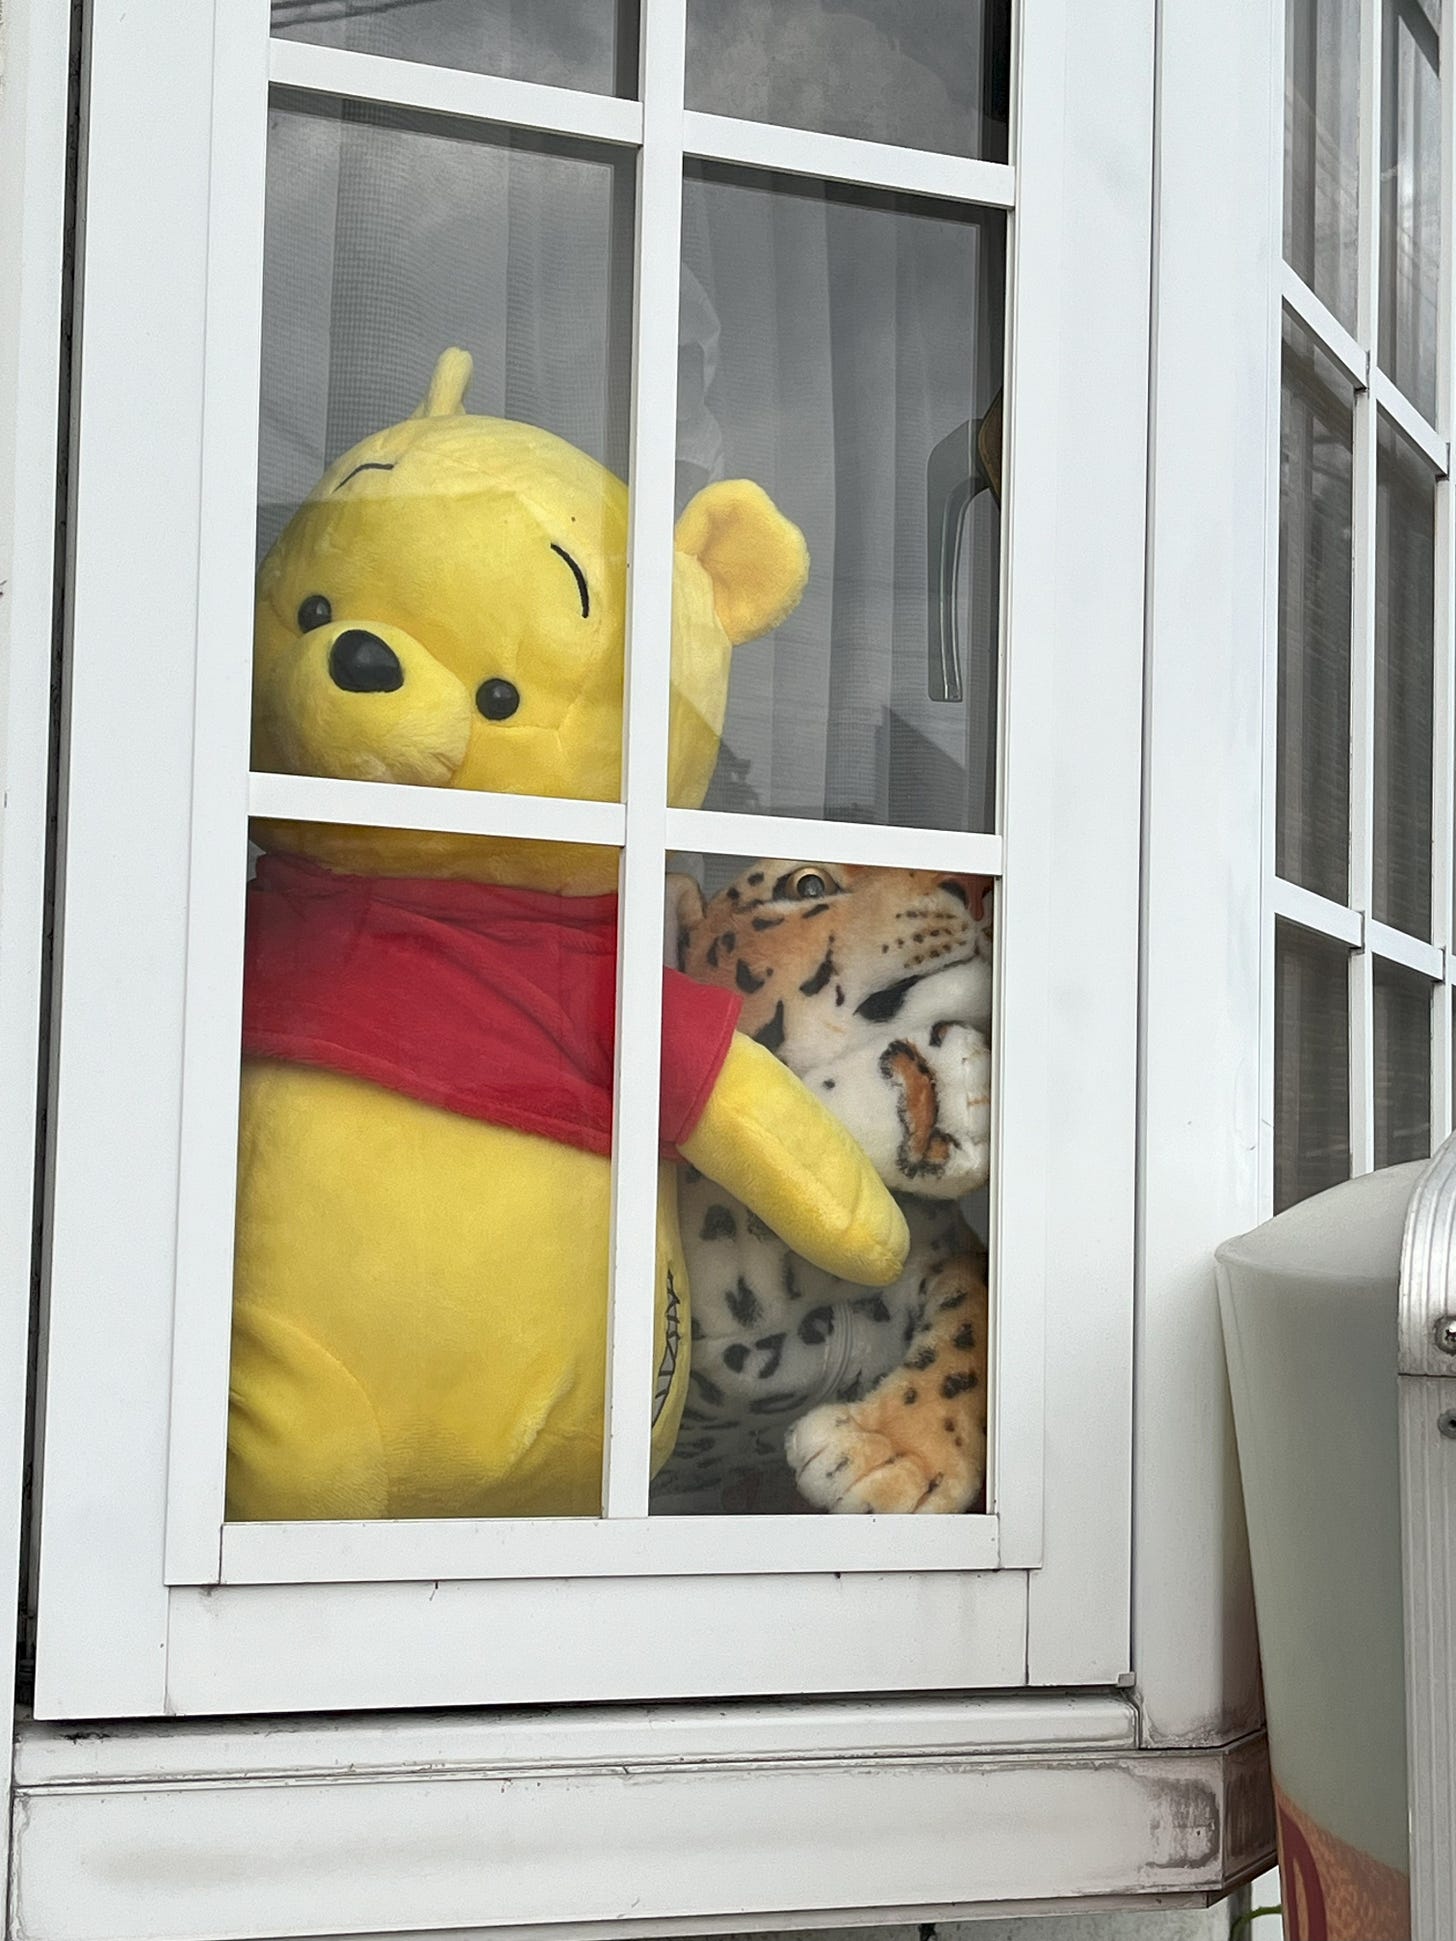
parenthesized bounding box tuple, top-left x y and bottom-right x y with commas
(228, 349, 908, 1520)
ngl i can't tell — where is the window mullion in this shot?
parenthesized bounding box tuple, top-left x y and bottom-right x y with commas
(600, 0, 686, 1520)
(1351, 941, 1378, 1171)
(1434, 460, 1455, 1139)
(1434, 0, 1456, 1140)
(1350, 382, 1379, 1173)
(1349, 0, 1384, 1174)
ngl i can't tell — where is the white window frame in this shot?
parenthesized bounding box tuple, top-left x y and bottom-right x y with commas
(1268, 0, 1456, 1191)
(1131, 0, 1283, 1750)
(32, 0, 1153, 1719)
(0, 0, 74, 1864)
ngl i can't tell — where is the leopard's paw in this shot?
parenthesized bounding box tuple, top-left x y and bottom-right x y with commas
(786, 1403, 969, 1514)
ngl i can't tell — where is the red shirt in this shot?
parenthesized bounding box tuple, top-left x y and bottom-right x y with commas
(241, 856, 742, 1158)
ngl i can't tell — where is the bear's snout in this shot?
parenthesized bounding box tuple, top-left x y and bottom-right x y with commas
(329, 629, 405, 694)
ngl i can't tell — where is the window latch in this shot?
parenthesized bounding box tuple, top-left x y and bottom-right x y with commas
(927, 389, 1003, 703)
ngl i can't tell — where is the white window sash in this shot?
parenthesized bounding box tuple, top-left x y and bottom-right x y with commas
(36, 0, 1150, 1716)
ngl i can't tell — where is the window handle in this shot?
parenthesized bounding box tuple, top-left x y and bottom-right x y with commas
(927, 390, 1003, 703)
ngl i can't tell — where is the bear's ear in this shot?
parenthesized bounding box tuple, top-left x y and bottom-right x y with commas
(413, 348, 474, 420)
(664, 873, 706, 971)
(674, 480, 809, 647)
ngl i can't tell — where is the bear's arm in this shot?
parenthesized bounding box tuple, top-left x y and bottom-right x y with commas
(678, 1033, 908, 1287)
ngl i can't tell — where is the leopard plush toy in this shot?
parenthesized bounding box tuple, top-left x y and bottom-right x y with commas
(655, 861, 993, 1516)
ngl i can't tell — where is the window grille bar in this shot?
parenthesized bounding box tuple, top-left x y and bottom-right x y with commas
(248, 771, 628, 849)
(1373, 369, 1450, 474)
(682, 109, 1017, 209)
(599, 0, 688, 1521)
(1281, 260, 1370, 389)
(267, 38, 645, 147)
(666, 809, 1003, 877)
(1271, 876, 1366, 948)
(1369, 920, 1446, 978)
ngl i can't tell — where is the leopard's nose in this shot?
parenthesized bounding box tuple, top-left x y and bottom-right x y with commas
(329, 629, 404, 694)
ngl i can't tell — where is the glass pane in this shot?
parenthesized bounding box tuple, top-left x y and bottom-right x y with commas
(686, 0, 1011, 162)
(1284, 0, 1360, 328)
(675, 168, 1006, 830)
(1274, 920, 1351, 1213)
(256, 96, 633, 798)
(1278, 316, 1355, 904)
(1380, 0, 1442, 421)
(1373, 959, 1433, 1166)
(653, 853, 994, 1516)
(229, 831, 624, 1520)
(1373, 422, 1435, 938)
(270, 0, 639, 96)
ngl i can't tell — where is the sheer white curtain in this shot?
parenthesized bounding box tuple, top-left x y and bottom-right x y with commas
(685, 0, 1007, 160)
(257, 96, 632, 560)
(679, 171, 1003, 829)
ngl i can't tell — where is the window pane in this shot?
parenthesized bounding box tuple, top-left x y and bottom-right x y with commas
(256, 95, 634, 795)
(229, 832, 622, 1520)
(1373, 422, 1435, 938)
(1274, 920, 1351, 1213)
(675, 168, 1006, 830)
(270, 0, 639, 96)
(654, 854, 993, 1515)
(1373, 959, 1433, 1167)
(686, 0, 1011, 162)
(1278, 316, 1354, 904)
(1379, 0, 1442, 420)
(1284, 0, 1360, 328)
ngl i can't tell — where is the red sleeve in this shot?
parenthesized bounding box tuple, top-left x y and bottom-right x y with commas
(658, 968, 743, 1157)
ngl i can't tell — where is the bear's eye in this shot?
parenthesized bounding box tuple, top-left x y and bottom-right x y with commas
(476, 678, 521, 722)
(774, 866, 835, 902)
(297, 594, 332, 633)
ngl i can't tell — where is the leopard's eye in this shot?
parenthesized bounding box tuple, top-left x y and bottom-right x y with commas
(297, 593, 333, 633)
(774, 866, 834, 902)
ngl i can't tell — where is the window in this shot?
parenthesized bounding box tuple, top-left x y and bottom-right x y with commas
(35, 0, 1153, 1718)
(1272, 0, 1450, 1213)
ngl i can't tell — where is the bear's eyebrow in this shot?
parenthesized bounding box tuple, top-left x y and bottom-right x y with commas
(333, 460, 396, 492)
(551, 542, 590, 618)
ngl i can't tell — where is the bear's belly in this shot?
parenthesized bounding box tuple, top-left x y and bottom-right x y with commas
(228, 1061, 687, 1521)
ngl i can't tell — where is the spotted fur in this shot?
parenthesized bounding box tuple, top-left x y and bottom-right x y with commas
(653, 861, 993, 1515)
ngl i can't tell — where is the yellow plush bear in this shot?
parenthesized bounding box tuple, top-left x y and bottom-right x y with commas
(228, 350, 908, 1520)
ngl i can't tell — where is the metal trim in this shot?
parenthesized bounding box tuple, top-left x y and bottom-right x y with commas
(1400, 1133, 1456, 1939)
(1398, 1132, 1456, 1377)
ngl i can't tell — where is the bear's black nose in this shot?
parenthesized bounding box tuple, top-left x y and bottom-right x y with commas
(328, 629, 404, 694)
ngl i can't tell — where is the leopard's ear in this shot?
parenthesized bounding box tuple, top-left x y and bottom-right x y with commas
(665, 873, 706, 971)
